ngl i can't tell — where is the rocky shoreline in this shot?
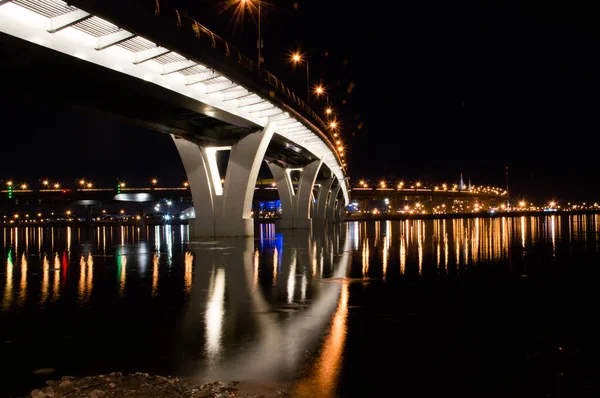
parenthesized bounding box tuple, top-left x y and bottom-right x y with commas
(27, 372, 290, 398)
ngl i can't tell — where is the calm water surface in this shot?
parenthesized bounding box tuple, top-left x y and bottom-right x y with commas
(1, 216, 600, 397)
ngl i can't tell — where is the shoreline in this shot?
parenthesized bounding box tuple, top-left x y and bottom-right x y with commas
(343, 209, 599, 221)
(2, 210, 598, 229)
(24, 373, 295, 398)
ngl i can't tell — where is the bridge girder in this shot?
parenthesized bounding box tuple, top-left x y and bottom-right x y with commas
(0, 0, 350, 205)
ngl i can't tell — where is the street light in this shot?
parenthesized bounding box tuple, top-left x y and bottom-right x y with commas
(314, 84, 329, 106)
(290, 51, 310, 106)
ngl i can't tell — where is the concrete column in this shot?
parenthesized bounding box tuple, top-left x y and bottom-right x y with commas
(219, 124, 276, 236)
(326, 184, 342, 224)
(267, 161, 294, 229)
(268, 159, 323, 229)
(336, 198, 345, 221)
(172, 123, 275, 238)
(295, 160, 322, 228)
(313, 177, 334, 226)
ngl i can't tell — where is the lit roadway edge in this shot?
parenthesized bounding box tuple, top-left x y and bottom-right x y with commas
(0, 1, 349, 205)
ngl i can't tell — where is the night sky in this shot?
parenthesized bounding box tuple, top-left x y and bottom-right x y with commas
(1, 0, 599, 203)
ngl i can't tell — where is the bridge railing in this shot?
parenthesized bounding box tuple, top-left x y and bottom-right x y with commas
(128, 0, 341, 167)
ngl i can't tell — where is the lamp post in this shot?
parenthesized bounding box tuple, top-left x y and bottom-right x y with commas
(257, 0, 261, 68)
(291, 52, 310, 106)
(239, 0, 262, 68)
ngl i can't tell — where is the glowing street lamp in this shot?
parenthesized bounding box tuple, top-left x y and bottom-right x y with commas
(290, 51, 310, 106)
(314, 84, 330, 108)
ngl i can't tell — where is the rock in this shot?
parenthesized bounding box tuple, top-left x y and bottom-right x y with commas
(34, 373, 287, 397)
(30, 389, 46, 398)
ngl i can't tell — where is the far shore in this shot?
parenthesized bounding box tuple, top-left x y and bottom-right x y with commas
(342, 209, 599, 222)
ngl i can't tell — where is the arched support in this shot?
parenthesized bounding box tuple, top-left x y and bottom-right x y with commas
(268, 159, 323, 229)
(172, 123, 275, 238)
(336, 197, 346, 221)
(326, 183, 342, 224)
(313, 177, 335, 226)
(267, 161, 294, 229)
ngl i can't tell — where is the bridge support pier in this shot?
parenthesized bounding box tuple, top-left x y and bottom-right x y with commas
(312, 177, 335, 226)
(268, 159, 323, 230)
(327, 184, 342, 224)
(337, 199, 346, 221)
(172, 123, 275, 238)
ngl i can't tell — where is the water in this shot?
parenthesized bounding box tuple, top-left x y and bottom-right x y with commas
(1, 216, 600, 397)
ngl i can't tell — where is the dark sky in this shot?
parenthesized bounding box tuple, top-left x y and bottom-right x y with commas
(1, 0, 599, 203)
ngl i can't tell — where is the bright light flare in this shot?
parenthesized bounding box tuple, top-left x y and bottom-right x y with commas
(314, 84, 326, 96)
(220, 0, 259, 33)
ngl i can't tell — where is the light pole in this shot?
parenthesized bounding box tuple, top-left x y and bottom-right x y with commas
(239, 0, 262, 68)
(257, 0, 261, 68)
(291, 52, 310, 106)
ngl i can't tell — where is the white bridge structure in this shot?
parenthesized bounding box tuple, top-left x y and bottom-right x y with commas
(0, 0, 350, 237)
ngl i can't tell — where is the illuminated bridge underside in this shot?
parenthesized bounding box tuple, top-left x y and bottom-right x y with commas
(0, 0, 349, 236)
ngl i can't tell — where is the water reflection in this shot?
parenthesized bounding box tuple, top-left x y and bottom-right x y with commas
(18, 253, 27, 307)
(77, 253, 93, 305)
(177, 225, 351, 395)
(2, 249, 13, 311)
(41, 254, 49, 305)
(2, 216, 600, 398)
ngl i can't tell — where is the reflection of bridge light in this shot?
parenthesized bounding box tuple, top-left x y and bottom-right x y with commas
(53, 253, 60, 300)
(118, 250, 127, 297)
(296, 277, 349, 397)
(165, 225, 173, 265)
(18, 253, 28, 307)
(382, 221, 391, 279)
(205, 268, 226, 362)
(184, 251, 193, 295)
(2, 250, 14, 311)
(78, 255, 87, 304)
(287, 251, 297, 304)
(152, 253, 159, 297)
(361, 238, 369, 278)
(253, 249, 260, 289)
(41, 254, 50, 305)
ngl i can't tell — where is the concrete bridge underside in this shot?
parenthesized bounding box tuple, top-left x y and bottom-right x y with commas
(0, 0, 349, 237)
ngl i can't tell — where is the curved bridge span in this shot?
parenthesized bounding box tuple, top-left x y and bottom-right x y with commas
(0, 0, 349, 237)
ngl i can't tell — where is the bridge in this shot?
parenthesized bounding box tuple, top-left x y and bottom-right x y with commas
(0, 0, 350, 237)
(0, 182, 282, 207)
(349, 185, 507, 214)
